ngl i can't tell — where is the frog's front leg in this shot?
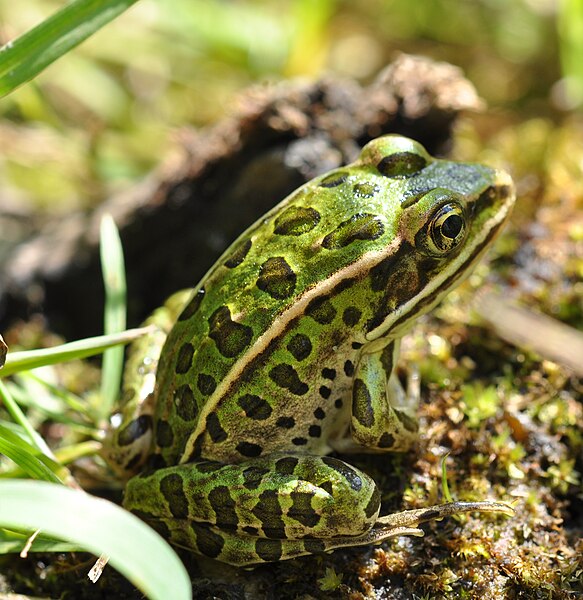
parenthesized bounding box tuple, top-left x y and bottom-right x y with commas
(351, 340, 420, 451)
(123, 454, 383, 566)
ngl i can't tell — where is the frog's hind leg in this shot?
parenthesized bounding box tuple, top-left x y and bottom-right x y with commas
(123, 454, 383, 566)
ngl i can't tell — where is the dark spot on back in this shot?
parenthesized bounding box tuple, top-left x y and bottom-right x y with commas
(321, 367, 336, 380)
(255, 539, 283, 562)
(208, 485, 238, 531)
(377, 151, 427, 178)
(253, 489, 286, 539)
(275, 456, 299, 475)
(378, 432, 395, 448)
(305, 296, 336, 324)
(208, 306, 253, 358)
(178, 288, 205, 321)
(322, 367, 336, 381)
(322, 213, 384, 250)
(343, 306, 362, 327)
(236, 441, 263, 457)
(319, 385, 331, 399)
(321, 456, 363, 491)
(344, 360, 355, 377)
(206, 412, 228, 443)
(257, 256, 297, 300)
(175, 342, 194, 374)
(319, 480, 334, 495)
(304, 539, 326, 554)
(224, 239, 252, 268)
(197, 373, 216, 396)
(242, 466, 269, 490)
(318, 171, 349, 188)
(237, 394, 272, 420)
(195, 461, 224, 473)
(193, 522, 224, 558)
(269, 364, 309, 395)
(145, 453, 167, 472)
(288, 491, 320, 527)
(314, 407, 325, 420)
(174, 384, 198, 421)
(287, 333, 312, 361)
(276, 416, 295, 429)
(308, 425, 321, 438)
(156, 419, 174, 448)
(274, 206, 321, 236)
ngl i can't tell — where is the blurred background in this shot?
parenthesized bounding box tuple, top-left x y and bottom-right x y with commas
(0, 0, 581, 214)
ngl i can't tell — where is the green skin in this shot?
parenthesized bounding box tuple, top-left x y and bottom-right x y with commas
(104, 135, 516, 566)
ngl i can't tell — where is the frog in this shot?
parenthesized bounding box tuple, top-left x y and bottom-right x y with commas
(103, 135, 515, 566)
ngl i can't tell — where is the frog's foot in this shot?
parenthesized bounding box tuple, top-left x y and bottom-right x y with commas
(341, 500, 515, 548)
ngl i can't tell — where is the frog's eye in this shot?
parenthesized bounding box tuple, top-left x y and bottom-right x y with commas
(425, 203, 467, 255)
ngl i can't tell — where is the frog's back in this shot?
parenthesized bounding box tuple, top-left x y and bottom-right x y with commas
(153, 165, 400, 464)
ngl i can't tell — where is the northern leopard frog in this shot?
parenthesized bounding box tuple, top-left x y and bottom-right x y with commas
(104, 135, 515, 566)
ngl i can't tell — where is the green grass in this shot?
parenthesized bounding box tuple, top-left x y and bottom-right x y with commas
(0, 480, 191, 599)
(0, 0, 140, 97)
(0, 216, 191, 600)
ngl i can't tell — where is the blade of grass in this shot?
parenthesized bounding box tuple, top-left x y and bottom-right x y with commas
(0, 528, 79, 554)
(1, 440, 101, 479)
(0, 481, 192, 600)
(0, 327, 152, 377)
(0, 424, 62, 483)
(0, 379, 51, 454)
(12, 371, 92, 419)
(99, 214, 127, 420)
(0, 0, 140, 98)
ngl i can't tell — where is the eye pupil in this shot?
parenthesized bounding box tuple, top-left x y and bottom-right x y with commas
(441, 214, 463, 238)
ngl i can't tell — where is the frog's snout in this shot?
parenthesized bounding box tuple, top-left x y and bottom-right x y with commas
(494, 169, 515, 205)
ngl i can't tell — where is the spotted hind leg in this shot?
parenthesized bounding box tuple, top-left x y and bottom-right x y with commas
(123, 453, 382, 565)
(124, 452, 514, 566)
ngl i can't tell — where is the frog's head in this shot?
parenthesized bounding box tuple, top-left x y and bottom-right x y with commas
(359, 135, 515, 341)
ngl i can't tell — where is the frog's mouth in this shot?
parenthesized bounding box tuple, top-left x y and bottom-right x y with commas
(367, 170, 515, 341)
